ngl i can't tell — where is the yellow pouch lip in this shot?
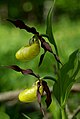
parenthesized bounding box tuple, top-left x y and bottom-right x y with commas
(18, 80, 43, 103)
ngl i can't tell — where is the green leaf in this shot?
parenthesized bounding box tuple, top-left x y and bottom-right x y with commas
(53, 49, 80, 107)
(0, 112, 10, 119)
(46, 6, 58, 55)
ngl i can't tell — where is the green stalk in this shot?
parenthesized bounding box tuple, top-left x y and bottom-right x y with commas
(61, 107, 67, 119)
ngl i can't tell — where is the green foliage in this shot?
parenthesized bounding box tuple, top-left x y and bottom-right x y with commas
(0, 3, 80, 118)
(46, 6, 58, 55)
(49, 96, 61, 119)
(53, 49, 80, 108)
(0, 112, 10, 119)
(46, 7, 80, 118)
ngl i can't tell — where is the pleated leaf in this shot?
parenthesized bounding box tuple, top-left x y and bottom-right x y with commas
(46, 7, 58, 54)
(53, 49, 80, 107)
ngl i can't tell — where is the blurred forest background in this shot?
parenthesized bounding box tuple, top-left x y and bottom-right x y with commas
(0, 0, 80, 119)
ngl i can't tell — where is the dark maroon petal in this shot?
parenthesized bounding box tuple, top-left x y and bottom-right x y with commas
(4, 65, 39, 78)
(42, 41, 53, 53)
(39, 51, 46, 66)
(22, 69, 40, 78)
(53, 53, 63, 65)
(39, 36, 62, 65)
(7, 19, 38, 34)
(42, 80, 52, 108)
(37, 81, 42, 113)
(21, 69, 33, 75)
(37, 81, 41, 104)
(6, 65, 22, 72)
(37, 81, 45, 116)
(38, 36, 52, 53)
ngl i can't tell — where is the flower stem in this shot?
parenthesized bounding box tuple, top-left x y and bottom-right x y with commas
(61, 107, 67, 119)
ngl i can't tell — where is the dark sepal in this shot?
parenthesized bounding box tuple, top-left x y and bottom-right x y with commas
(5, 65, 39, 78)
(40, 37, 53, 53)
(6, 65, 22, 72)
(42, 80, 52, 108)
(53, 53, 63, 65)
(39, 36, 62, 65)
(38, 50, 46, 66)
(7, 19, 38, 34)
(42, 41, 53, 53)
(37, 81, 42, 106)
(38, 36, 53, 66)
(41, 39, 62, 65)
